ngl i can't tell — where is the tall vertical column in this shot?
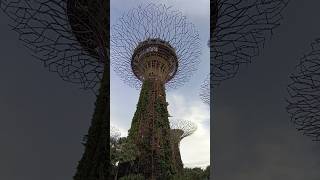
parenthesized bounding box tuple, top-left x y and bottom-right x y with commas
(170, 130, 184, 173)
(122, 79, 175, 179)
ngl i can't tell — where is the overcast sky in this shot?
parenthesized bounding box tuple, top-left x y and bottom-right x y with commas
(110, 0, 210, 168)
(213, 1, 320, 179)
(1, 1, 320, 180)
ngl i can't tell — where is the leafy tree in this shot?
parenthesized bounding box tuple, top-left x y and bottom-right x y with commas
(110, 137, 140, 180)
(172, 166, 210, 180)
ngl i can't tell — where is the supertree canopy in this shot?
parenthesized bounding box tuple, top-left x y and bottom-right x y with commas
(0, 0, 108, 92)
(200, 74, 210, 105)
(211, 0, 289, 86)
(111, 3, 200, 179)
(169, 119, 197, 172)
(286, 39, 320, 141)
(111, 3, 201, 89)
(67, 0, 108, 60)
(1, 1, 110, 179)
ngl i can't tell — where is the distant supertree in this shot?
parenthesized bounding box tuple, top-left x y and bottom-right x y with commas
(211, 0, 289, 86)
(286, 39, 320, 141)
(169, 119, 197, 172)
(200, 74, 210, 105)
(110, 125, 121, 141)
(111, 3, 200, 179)
(1, 1, 109, 179)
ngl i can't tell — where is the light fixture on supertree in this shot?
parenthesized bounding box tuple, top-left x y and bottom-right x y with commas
(169, 119, 197, 172)
(286, 38, 320, 141)
(1, 1, 110, 179)
(211, 0, 289, 86)
(111, 3, 200, 179)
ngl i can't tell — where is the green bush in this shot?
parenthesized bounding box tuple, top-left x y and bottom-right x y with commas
(119, 174, 145, 180)
(172, 166, 210, 180)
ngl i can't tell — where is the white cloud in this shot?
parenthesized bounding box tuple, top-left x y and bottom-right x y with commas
(110, 118, 128, 137)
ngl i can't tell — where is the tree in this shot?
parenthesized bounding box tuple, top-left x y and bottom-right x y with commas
(1, 1, 110, 179)
(172, 166, 210, 180)
(111, 3, 201, 179)
(169, 119, 197, 173)
(110, 137, 140, 180)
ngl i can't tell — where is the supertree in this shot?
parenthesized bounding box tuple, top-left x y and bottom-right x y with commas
(200, 74, 210, 105)
(110, 125, 121, 141)
(111, 3, 200, 179)
(210, 0, 289, 86)
(0, 1, 110, 179)
(169, 119, 197, 173)
(286, 38, 320, 141)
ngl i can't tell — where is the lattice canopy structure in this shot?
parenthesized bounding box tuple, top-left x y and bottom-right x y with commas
(67, 0, 108, 60)
(169, 119, 197, 172)
(169, 119, 197, 140)
(0, 0, 108, 93)
(200, 74, 210, 105)
(286, 39, 320, 141)
(211, 0, 288, 86)
(111, 3, 201, 89)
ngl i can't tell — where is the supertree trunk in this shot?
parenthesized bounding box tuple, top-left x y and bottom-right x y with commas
(169, 119, 197, 174)
(73, 20, 109, 178)
(171, 140, 183, 173)
(73, 58, 109, 180)
(0, 0, 110, 179)
(120, 79, 175, 179)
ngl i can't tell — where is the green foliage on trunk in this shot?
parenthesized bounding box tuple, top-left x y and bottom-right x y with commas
(73, 62, 109, 180)
(128, 80, 151, 140)
(154, 86, 176, 179)
(122, 80, 176, 179)
(119, 174, 145, 180)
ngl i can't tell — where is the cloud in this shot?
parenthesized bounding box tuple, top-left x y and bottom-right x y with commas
(111, 92, 211, 168)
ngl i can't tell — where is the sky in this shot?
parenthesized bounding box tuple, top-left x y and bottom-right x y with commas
(0, 1, 320, 180)
(110, 0, 210, 168)
(212, 1, 320, 179)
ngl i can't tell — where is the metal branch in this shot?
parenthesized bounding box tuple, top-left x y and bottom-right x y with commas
(211, 0, 289, 86)
(286, 38, 320, 141)
(0, 0, 108, 94)
(169, 119, 197, 140)
(111, 3, 201, 89)
(200, 74, 210, 105)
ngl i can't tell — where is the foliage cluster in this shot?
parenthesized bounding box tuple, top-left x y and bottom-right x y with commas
(173, 166, 210, 180)
(110, 137, 140, 179)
